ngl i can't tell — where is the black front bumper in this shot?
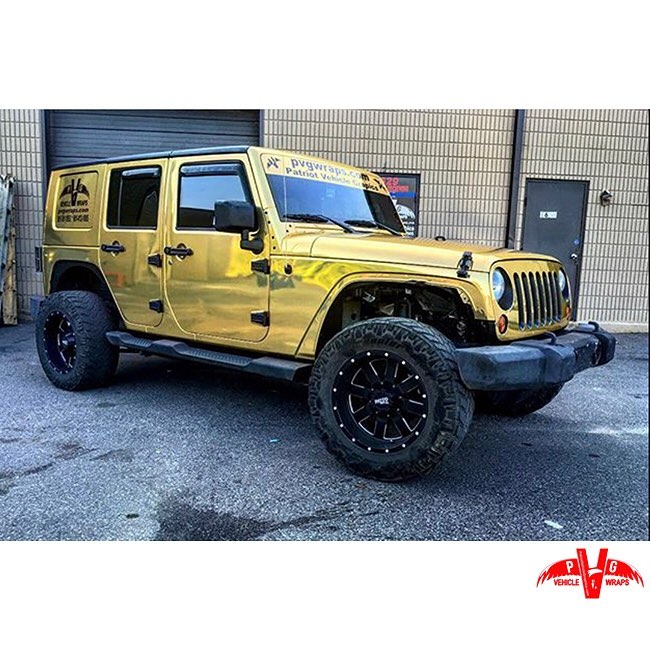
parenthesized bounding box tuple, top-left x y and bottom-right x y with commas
(456, 323, 616, 391)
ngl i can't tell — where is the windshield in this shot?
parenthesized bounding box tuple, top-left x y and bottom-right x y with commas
(262, 153, 404, 234)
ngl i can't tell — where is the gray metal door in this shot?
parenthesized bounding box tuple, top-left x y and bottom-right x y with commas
(45, 110, 260, 170)
(522, 179, 588, 311)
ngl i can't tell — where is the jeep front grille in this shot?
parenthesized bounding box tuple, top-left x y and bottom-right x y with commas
(513, 271, 562, 330)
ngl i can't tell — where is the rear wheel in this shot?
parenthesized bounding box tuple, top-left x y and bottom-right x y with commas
(475, 384, 563, 416)
(308, 317, 474, 481)
(36, 290, 119, 391)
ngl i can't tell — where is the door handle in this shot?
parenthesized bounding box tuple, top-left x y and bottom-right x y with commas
(164, 244, 194, 258)
(101, 241, 126, 254)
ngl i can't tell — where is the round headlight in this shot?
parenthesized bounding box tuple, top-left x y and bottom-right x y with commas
(558, 269, 570, 299)
(492, 269, 506, 301)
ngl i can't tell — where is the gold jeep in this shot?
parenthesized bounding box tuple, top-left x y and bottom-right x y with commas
(35, 146, 615, 481)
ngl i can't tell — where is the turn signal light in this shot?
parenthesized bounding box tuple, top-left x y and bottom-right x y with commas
(497, 314, 508, 334)
(565, 305, 571, 319)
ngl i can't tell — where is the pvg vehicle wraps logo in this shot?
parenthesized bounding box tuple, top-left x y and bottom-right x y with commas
(59, 177, 90, 206)
(56, 172, 97, 227)
(537, 548, 644, 599)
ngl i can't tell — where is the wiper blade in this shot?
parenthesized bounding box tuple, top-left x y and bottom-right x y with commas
(345, 219, 403, 236)
(284, 213, 355, 233)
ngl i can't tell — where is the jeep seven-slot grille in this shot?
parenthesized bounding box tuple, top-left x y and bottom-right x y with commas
(513, 271, 562, 330)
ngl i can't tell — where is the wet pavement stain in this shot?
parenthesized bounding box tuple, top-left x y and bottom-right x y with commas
(155, 498, 356, 541)
(0, 462, 54, 481)
(93, 449, 134, 462)
(54, 441, 94, 460)
(155, 500, 273, 541)
(20, 462, 55, 476)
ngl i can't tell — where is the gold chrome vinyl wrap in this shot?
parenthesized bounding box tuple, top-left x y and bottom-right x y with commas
(490, 260, 571, 341)
(43, 146, 573, 359)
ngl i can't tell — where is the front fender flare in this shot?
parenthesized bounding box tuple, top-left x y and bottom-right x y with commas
(295, 271, 491, 359)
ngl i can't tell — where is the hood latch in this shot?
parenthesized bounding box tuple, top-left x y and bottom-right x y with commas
(457, 251, 473, 278)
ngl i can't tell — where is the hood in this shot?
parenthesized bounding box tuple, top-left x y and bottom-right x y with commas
(286, 231, 559, 272)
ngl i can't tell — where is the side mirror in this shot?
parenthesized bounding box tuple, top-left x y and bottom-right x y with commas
(213, 200, 256, 232)
(213, 200, 264, 254)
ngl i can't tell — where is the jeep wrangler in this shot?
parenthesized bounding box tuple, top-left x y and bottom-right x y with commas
(35, 146, 615, 481)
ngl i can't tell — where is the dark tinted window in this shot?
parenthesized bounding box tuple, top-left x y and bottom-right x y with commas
(107, 167, 160, 228)
(178, 163, 250, 229)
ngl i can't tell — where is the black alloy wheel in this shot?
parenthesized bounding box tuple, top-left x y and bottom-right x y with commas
(43, 310, 77, 373)
(332, 350, 429, 454)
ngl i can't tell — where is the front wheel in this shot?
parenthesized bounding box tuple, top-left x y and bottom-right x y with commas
(308, 317, 474, 482)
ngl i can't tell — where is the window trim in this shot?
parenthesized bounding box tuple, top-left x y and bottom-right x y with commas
(106, 165, 162, 231)
(176, 160, 255, 232)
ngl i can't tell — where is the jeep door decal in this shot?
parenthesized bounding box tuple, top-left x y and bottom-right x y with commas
(55, 171, 98, 229)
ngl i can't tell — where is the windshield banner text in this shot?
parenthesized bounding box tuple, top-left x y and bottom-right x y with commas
(262, 153, 389, 195)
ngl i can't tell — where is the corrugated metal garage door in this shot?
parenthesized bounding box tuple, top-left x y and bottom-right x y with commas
(45, 109, 260, 169)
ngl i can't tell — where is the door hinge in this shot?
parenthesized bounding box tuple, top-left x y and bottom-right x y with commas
(148, 253, 163, 267)
(251, 258, 271, 274)
(149, 299, 164, 313)
(251, 310, 270, 327)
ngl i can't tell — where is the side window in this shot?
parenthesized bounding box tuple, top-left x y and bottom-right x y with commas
(178, 163, 252, 230)
(107, 167, 161, 229)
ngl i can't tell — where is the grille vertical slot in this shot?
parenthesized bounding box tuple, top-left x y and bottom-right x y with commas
(514, 273, 525, 329)
(529, 272, 540, 326)
(536, 272, 546, 325)
(521, 273, 533, 328)
(542, 272, 552, 324)
(550, 272, 560, 321)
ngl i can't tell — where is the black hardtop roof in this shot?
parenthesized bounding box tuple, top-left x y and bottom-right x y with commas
(51, 145, 253, 171)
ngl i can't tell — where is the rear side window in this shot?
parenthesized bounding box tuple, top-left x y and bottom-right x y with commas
(178, 163, 251, 229)
(107, 167, 161, 229)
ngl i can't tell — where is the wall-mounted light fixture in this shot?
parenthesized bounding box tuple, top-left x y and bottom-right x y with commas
(600, 190, 613, 206)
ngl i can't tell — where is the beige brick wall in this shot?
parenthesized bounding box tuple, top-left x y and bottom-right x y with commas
(264, 109, 515, 246)
(516, 109, 649, 323)
(265, 109, 649, 324)
(0, 109, 44, 317)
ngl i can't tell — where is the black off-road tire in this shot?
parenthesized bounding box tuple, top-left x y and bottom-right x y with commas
(308, 317, 474, 482)
(36, 290, 119, 391)
(474, 384, 563, 417)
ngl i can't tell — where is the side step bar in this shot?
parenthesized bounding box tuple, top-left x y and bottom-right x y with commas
(106, 331, 312, 382)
